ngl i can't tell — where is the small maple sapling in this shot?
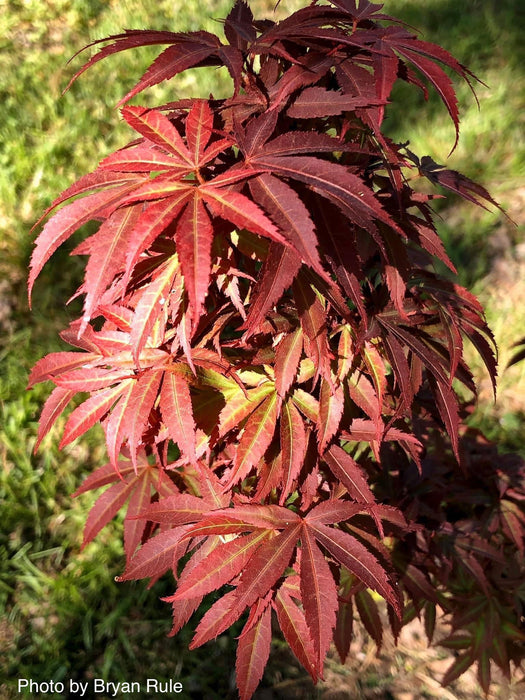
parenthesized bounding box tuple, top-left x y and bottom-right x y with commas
(28, 1, 525, 697)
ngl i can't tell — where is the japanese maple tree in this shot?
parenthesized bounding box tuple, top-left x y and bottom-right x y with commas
(28, 1, 525, 697)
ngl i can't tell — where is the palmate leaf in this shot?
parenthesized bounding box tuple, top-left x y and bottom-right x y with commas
(133, 493, 209, 526)
(334, 596, 353, 664)
(317, 378, 344, 454)
(187, 525, 302, 649)
(428, 374, 461, 461)
(248, 173, 327, 280)
(189, 589, 239, 649)
(291, 387, 319, 424)
(118, 41, 221, 107)
(74, 454, 179, 562)
(418, 155, 505, 213)
(274, 586, 318, 681)
(80, 205, 141, 334)
(160, 369, 197, 464)
(300, 525, 338, 668)
(305, 519, 401, 615)
(274, 328, 303, 398)
(309, 196, 367, 320)
(27, 351, 101, 388)
(119, 368, 163, 469)
(293, 273, 331, 382)
(65, 29, 231, 105)
(173, 500, 400, 673)
(362, 24, 479, 151)
(241, 242, 302, 338)
(122, 192, 191, 288)
(103, 381, 135, 470)
(251, 154, 405, 239)
(279, 398, 307, 504)
(287, 86, 385, 118)
(176, 194, 213, 323)
(124, 469, 157, 563)
(181, 504, 300, 538)
(28, 178, 144, 300)
(322, 445, 376, 503)
(99, 144, 190, 174)
(33, 386, 76, 451)
(199, 185, 285, 245)
(54, 367, 132, 393)
(185, 100, 214, 166)
(328, 0, 390, 21)
(59, 382, 132, 449)
(72, 459, 138, 497)
(218, 382, 274, 437)
(129, 254, 181, 362)
(121, 106, 192, 164)
(118, 525, 191, 582)
(236, 604, 272, 700)
(82, 478, 137, 549)
(217, 524, 302, 629)
(171, 530, 271, 601)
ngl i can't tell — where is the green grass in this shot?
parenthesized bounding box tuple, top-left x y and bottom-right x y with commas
(0, 0, 523, 696)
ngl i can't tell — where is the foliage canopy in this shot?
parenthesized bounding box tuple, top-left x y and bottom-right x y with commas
(29, 1, 525, 697)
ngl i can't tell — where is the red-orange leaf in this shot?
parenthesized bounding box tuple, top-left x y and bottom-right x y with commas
(317, 378, 344, 454)
(226, 391, 279, 488)
(241, 242, 302, 338)
(186, 100, 213, 166)
(322, 445, 375, 503)
(173, 531, 270, 601)
(103, 380, 135, 469)
(122, 191, 192, 289)
(55, 367, 130, 392)
(121, 106, 192, 164)
(274, 328, 303, 398)
(279, 398, 306, 504)
(160, 369, 197, 463)
(134, 493, 208, 526)
(72, 459, 137, 496)
(200, 186, 285, 244)
(236, 605, 272, 700)
(274, 586, 318, 681)
(227, 523, 301, 617)
(183, 504, 300, 538)
(99, 144, 189, 173)
(218, 383, 274, 437)
(300, 525, 338, 668)
(125, 368, 163, 467)
(249, 173, 328, 281)
(80, 205, 141, 333)
(82, 478, 136, 549)
(28, 351, 100, 388)
(123, 470, 153, 562)
(118, 525, 189, 581)
(59, 382, 130, 449)
(29, 180, 143, 300)
(309, 521, 400, 614)
(176, 194, 213, 322)
(130, 255, 180, 363)
(34, 386, 76, 451)
(190, 589, 239, 649)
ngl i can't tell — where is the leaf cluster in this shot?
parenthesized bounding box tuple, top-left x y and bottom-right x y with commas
(28, 1, 525, 697)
